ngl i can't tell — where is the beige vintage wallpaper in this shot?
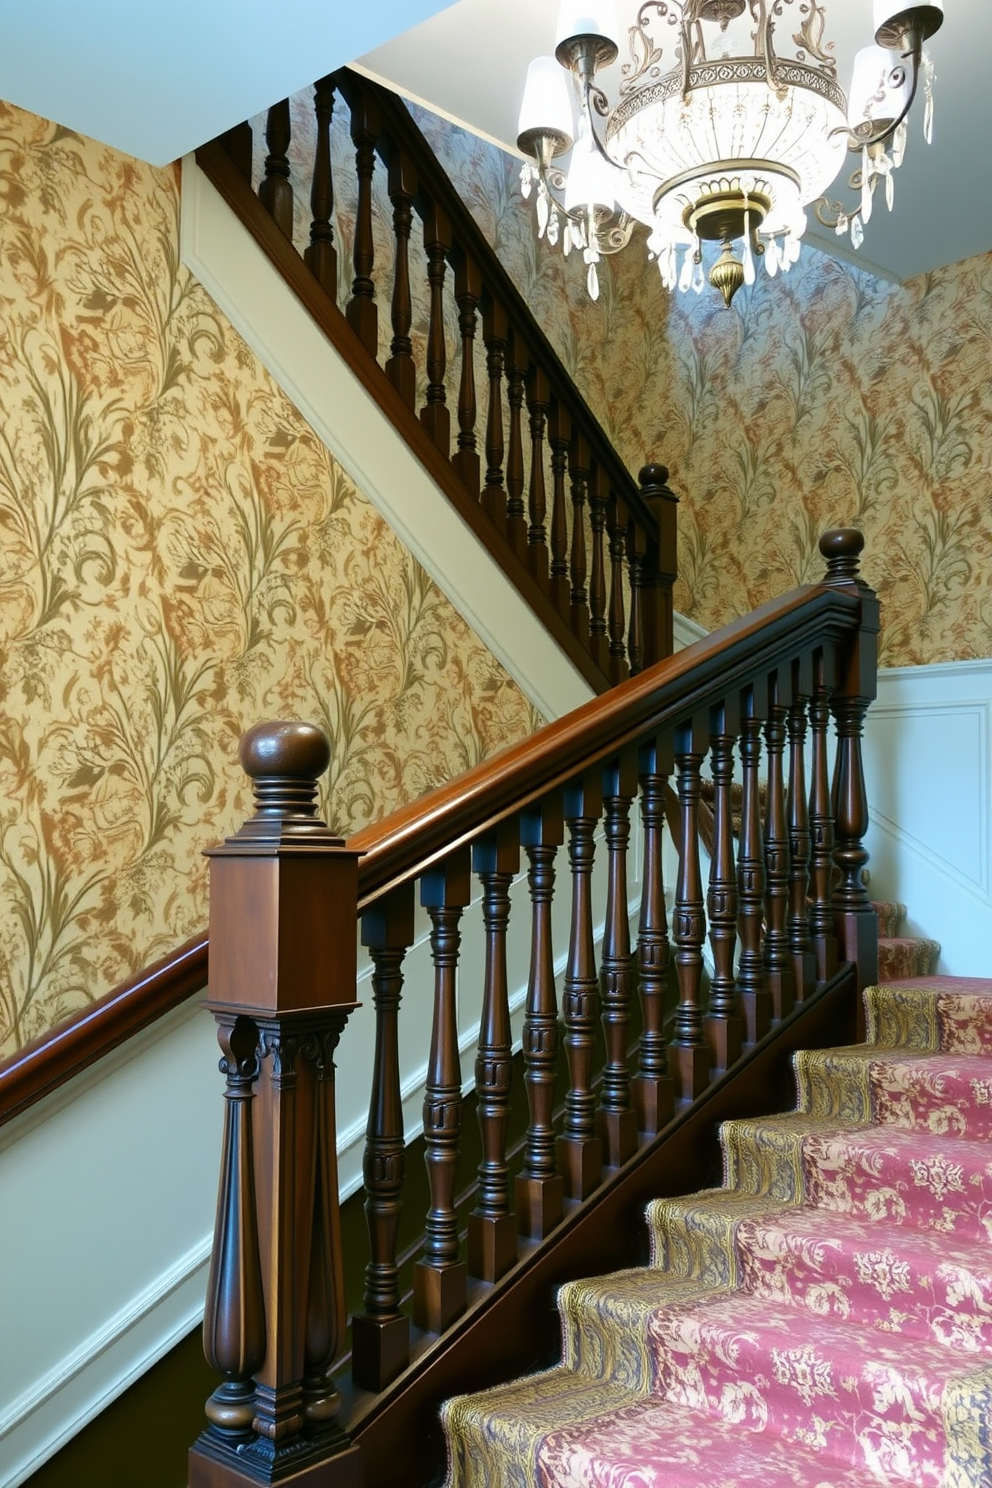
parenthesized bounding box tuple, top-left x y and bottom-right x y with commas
(0, 103, 541, 1057)
(407, 104, 992, 668)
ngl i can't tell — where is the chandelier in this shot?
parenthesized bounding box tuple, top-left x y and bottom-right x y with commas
(516, 0, 944, 305)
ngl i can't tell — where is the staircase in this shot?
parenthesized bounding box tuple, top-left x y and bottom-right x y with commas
(443, 971, 992, 1486)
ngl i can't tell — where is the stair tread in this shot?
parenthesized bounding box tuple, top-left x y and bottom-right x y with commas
(796, 1045, 992, 1136)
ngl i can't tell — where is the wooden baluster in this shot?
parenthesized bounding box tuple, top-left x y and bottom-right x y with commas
(420, 200, 452, 454)
(525, 365, 551, 587)
(626, 518, 646, 677)
(414, 851, 471, 1334)
(351, 886, 415, 1391)
(219, 121, 253, 184)
(451, 253, 482, 493)
(808, 647, 839, 980)
(516, 797, 565, 1239)
(557, 774, 603, 1199)
(670, 720, 710, 1099)
(302, 1019, 349, 1435)
(201, 1015, 266, 1447)
(598, 756, 639, 1165)
(505, 331, 528, 557)
(587, 464, 610, 671)
(191, 722, 360, 1488)
(787, 656, 816, 999)
(822, 528, 880, 1001)
(633, 738, 675, 1135)
(569, 432, 592, 647)
(607, 493, 629, 685)
(304, 77, 337, 297)
(736, 688, 772, 1044)
(763, 671, 796, 1021)
(548, 401, 571, 616)
(481, 299, 508, 529)
(637, 464, 679, 664)
(346, 90, 380, 358)
(384, 149, 418, 410)
(706, 704, 743, 1072)
(258, 100, 293, 240)
(468, 822, 520, 1283)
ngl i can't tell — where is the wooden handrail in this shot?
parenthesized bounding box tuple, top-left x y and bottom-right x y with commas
(195, 67, 681, 692)
(0, 932, 208, 1127)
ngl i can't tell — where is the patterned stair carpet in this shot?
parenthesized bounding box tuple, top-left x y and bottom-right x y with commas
(443, 976, 992, 1487)
(875, 899, 940, 982)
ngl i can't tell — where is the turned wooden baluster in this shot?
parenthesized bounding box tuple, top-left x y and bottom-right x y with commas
(202, 1015, 266, 1447)
(808, 646, 839, 980)
(414, 851, 471, 1334)
(505, 331, 528, 557)
(736, 689, 772, 1044)
(569, 432, 592, 647)
(258, 100, 293, 240)
(304, 77, 337, 297)
(598, 757, 639, 1165)
(607, 493, 629, 685)
(219, 121, 253, 184)
(787, 656, 817, 999)
(706, 704, 743, 1072)
(420, 201, 452, 454)
(548, 402, 571, 616)
(633, 738, 675, 1135)
(587, 464, 610, 672)
(346, 90, 380, 358)
(822, 528, 880, 998)
(763, 671, 796, 1021)
(481, 300, 508, 528)
(637, 464, 679, 665)
(525, 365, 551, 587)
(626, 519, 647, 677)
(670, 720, 710, 1099)
(468, 822, 520, 1283)
(516, 798, 565, 1239)
(451, 253, 482, 493)
(557, 774, 603, 1199)
(191, 722, 360, 1488)
(352, 886, 415, 1392)
(384, 148, 418, 410)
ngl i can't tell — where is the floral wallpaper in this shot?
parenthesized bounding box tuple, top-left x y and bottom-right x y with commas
(0, 103, 540, 1058)
(401, 102, 992, 668)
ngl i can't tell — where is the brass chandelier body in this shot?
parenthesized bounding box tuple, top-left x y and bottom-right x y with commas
(517, 0, 945, 305)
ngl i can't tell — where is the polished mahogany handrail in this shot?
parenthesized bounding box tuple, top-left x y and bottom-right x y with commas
(351, 580, 860, 908)
(0, 932, 208, 1127)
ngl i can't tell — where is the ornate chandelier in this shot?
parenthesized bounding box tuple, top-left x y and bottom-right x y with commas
(516, 0, 944, 305)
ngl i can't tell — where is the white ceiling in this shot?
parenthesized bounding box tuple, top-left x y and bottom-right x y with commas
(0, 1, 984, 282)
(359, 0, 990, 282)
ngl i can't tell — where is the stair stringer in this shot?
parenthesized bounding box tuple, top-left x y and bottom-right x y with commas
(179, 153, 595, 726)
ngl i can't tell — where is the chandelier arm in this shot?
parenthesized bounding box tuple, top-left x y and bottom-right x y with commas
(828, 41, 921, 152)
(582, 79, 626, 175)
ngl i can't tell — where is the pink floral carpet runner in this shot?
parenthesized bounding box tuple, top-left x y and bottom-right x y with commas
(442, 975, 992, 1486)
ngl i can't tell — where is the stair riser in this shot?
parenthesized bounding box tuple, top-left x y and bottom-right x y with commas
(797, 1051, 992, 1140)
(866, 981, 992, 1056)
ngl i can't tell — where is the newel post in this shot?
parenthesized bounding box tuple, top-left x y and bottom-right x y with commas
(820, 529, 880, 998)
(190, 722, 362, 1488)
(638, 463, 679, 665)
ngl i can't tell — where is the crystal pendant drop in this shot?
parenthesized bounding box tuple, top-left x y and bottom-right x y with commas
(678, 248, 693, 292)
(893, 119, 908, 168)
(923, 54, 936, 143)
(835, 212, 849, 237)
(861, 148, 873, 224)
(587, 261, 600, 299)
(520, 162, 534, 201)
(536, 187, 550, 239)
(851, 214, 864, 249)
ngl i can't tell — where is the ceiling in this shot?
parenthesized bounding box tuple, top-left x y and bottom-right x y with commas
(358, 0, 990, 283)
(0, 1, 984, 283)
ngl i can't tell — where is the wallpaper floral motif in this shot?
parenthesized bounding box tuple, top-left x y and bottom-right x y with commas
(403, 101, 992, 668)
(0, 103, 540, 1057)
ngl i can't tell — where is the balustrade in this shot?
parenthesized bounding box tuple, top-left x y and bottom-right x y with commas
(192, 530, 878, 1488)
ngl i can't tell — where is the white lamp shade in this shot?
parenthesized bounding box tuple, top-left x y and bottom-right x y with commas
(874, 0, 943, 38)
(518, 56, 575, 144)
(564, 128, 616, 212)
(556, 0, 620, 48)
(848, 44, 911, 127)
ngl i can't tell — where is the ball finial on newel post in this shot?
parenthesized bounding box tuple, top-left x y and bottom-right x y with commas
(819, 527, 866, 589)
(235, 720, 341, 844)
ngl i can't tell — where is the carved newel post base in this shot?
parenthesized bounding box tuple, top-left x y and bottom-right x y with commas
(189, 722, 362, 1488)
